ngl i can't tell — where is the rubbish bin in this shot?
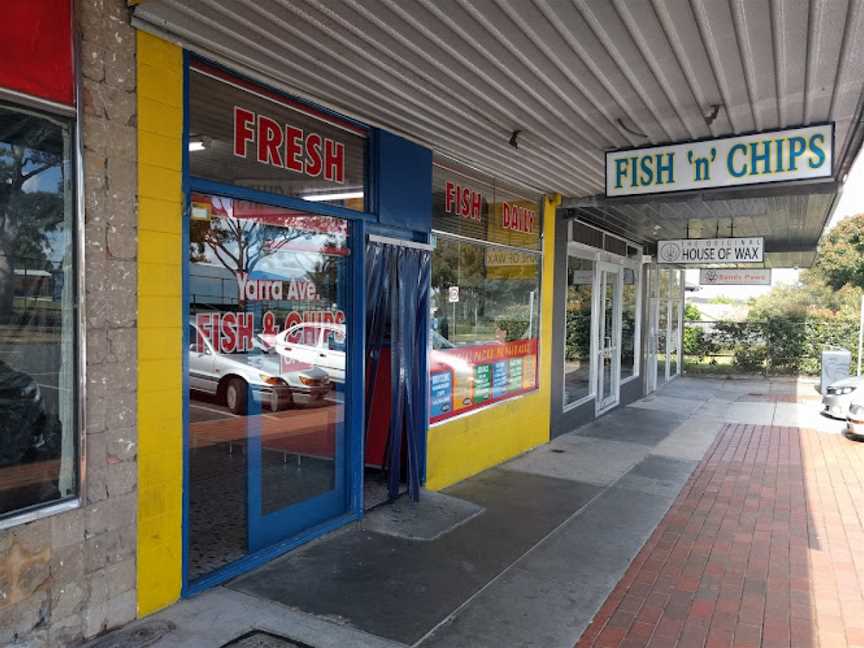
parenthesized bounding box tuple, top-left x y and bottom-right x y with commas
(821, 347, 852, 395)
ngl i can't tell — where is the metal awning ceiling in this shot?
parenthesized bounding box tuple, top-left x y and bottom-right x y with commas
(132, 0, 864, 267)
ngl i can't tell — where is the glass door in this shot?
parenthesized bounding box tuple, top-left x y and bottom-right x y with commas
(645, 267, 658, 394)
(668, 270, 682, 379)
(186, 192, 352, 580)
(596, 263, 622, 414)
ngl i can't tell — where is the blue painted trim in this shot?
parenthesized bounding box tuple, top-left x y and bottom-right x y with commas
(185, 511, 361, 596)
(365, 221, 429, 244)
(349, 219, 366, 517)
(366, 128, 379, 217)
(180, 49, 192, 598)
(180, 49, 370, 595)
(187, 176, 375, 222)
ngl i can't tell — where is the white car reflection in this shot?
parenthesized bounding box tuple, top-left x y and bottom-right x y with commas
(274, 323, 346, 383)
(188, 322, 331, 414)
(272, 326, 475, 403)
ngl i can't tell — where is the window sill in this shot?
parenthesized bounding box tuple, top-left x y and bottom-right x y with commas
(0, 497, 80, 531)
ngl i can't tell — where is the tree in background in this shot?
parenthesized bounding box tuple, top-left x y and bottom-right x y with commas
(815, 213, 864, 290)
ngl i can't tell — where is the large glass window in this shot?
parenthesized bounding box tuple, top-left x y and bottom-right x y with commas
(0, 104, 77, 520)
(188, 61, 367, 211)
(187, 192, 349, 578)
(564, 256, 594, 406)
(620, 267, 639, 381)
(429, 235, 540, 423)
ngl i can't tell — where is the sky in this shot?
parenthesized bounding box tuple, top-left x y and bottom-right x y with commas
(688, 148, 864, 301)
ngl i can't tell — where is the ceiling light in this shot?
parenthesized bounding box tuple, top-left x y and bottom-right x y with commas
(301, 191, 364, 202)
(188, 140, 206, 152)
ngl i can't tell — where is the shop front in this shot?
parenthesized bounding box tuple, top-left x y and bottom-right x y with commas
(550, 219, 653, 437)
(135, 34, 440, 605)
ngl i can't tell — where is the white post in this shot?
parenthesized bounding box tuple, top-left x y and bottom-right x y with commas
(858, 294, 864, 376)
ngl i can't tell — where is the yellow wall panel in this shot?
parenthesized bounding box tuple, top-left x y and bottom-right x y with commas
(139, 131, 182, 172)
(139, 296, 181, 330)
(139, 165, 182, 203)
(138, 263, 181, 297)
(139, 197, 182, 235)
(140, 96, 183, 138)
(138, 231, 181, 265)
(136, 30, 184, 618)
(425, 195, 560, 491)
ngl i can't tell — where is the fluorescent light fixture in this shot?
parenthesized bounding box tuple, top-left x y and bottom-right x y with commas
(301, 191, 364, 202)
(188, 140, 206, 152)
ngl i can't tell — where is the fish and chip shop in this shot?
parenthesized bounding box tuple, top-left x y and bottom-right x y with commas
(2, 1, 864, 644)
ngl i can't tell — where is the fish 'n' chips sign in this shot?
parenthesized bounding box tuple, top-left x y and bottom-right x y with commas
(606, 124, 832, 197)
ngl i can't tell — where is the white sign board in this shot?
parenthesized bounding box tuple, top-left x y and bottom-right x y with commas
(448, 286, 459, 303)
(606, 124, 833, 197)
(700, 268, 771, 286)
(657, 237, 763, 264)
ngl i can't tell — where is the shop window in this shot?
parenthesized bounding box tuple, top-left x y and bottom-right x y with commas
(571, 221, 603, 249)
(0, 104, 77, 520)
(603, 235, 627, 256)
(621, 268, 639, 381)
(187, 191, 349, 578)
(188, 61, 367, 211)
(563, 256, 594, 407)
(429, 236, 541, 423)
(429, 161, 542, 424)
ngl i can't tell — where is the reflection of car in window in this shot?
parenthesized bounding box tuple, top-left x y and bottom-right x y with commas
(188, 321, 331, 414)
(274, 323, 346, 383)
(0, 359, 62, 512)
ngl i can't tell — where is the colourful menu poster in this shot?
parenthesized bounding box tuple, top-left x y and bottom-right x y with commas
(522, 355, 537, 390)
(474, 364, 492, 403)
(508, 358, 523, 391)
(430, 371, 453, 418)
(452, 368, 473, 412)
(492, 360, 509, 398)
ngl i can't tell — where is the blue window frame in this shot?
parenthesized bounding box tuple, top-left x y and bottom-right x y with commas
(180, 52, 368, 595)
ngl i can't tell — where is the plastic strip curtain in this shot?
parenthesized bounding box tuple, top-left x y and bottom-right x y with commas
(365, 241, 430, 501)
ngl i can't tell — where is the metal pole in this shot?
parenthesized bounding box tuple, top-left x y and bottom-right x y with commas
(858, 294, 864, 377)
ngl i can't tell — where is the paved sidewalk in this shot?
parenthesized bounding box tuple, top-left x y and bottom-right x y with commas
(90, 376, 851, 648)
(576, 418, 864, 648)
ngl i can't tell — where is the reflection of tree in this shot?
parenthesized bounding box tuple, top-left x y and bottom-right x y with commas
(305, 234, 341, 304)
(190, 216, 308, 308)
(0, 129, 64, 321)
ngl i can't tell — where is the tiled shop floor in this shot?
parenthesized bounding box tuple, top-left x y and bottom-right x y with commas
(575, 422, 864, 648)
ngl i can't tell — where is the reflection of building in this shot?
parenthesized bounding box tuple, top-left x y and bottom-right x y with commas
(3, 2, 864, 644)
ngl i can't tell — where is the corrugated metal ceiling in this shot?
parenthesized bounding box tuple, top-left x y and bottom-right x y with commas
(132, 0, 864, 265)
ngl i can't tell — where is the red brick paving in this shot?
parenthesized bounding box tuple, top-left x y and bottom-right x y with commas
(575, 423, 864, 648)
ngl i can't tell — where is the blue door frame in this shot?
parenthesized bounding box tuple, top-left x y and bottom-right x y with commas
(180, 52, 370, 596)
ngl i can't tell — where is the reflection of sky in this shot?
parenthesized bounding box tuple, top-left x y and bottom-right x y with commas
(21, 164, 61, 194)
(11, 156, 68, 267)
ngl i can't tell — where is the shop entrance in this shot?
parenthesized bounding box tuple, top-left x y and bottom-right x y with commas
(595, 263, 622, 414)
(645, 266, 684, 393)
(184, 193, 355, 584)
(363, 236, 431, 506)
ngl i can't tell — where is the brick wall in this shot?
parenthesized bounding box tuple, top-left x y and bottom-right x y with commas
(0, 0, 138, 644)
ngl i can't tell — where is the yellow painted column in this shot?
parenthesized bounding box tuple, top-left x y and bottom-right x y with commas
(136, 31, 184, 616)
(425, 194, 560, 490)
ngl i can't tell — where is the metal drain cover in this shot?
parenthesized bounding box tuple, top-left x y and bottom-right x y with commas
(221, 631, 315, 648)
(87, 620, 175, 648)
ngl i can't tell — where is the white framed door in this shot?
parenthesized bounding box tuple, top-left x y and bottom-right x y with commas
(595, 262, 623, 415)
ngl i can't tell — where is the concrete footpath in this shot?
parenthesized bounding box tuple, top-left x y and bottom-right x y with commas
(89, 377, 844, 648)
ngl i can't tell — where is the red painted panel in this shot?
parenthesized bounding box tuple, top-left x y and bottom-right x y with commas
(0, 1, 74, 106)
